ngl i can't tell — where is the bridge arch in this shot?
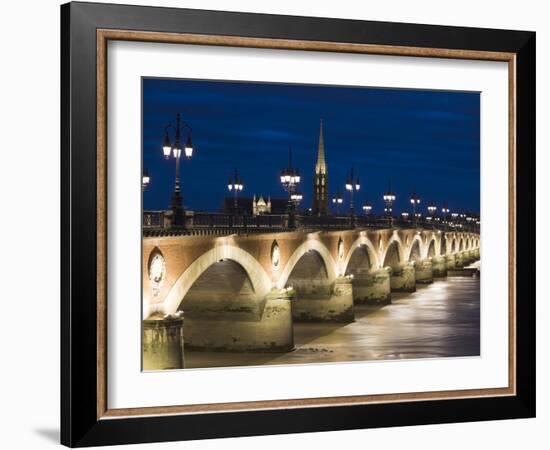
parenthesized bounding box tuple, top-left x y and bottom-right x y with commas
(343, 236, 381, 273)
(407, 236, 423, 262)
(440, 236, 447, 256)
(426, 238, 437, 258)
(160, 245, 273, 317)
(277, 239, 336, 289)
(451, 237, 457, 254)
(381, 235, 405, 268)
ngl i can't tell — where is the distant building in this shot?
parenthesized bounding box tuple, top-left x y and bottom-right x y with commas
(223, 195, 287, 215)
(312, 119, 329, 216)
(252, 194, 271, 215)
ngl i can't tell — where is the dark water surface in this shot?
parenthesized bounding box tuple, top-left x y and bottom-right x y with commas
(185, 276, 480, 369)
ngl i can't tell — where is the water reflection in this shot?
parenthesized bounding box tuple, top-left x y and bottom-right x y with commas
(185, 276, 480, 369)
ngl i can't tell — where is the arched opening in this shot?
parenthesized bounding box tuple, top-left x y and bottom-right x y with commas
(160, 245, 272, 318)
(179, 259, 257, 315)
(408, 240, 422, 262)
(459, 238, 464, 252)
(177, 258, 262, 351)
(345, 245, 372, 276)
(451, 239, 457, 253)
(285, 250, 331, 298)
(427, 240, 436, 258)
(440, 238, 447, 255)
(383, 241, 401, 268)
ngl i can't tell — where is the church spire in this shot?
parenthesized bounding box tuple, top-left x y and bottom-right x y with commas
(312, 119, 329, 216)
(315, 119, 327, 174)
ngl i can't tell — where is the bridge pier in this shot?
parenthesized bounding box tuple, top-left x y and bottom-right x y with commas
(390, 263, 416, 292)
(292, 276, 354, 322)
(415, 259, 434, 284)
(143, 314, 185, 370)
(445, 254, 457, 270)
(455, 252, 465, 268)
(351, 267, 391, 305)
(432, 256, 447, 277)
(183, 289, 294, 352)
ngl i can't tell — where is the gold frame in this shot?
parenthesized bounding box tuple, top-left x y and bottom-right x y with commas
(96, 29, 516, 420)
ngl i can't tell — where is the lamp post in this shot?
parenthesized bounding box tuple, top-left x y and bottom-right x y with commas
(401, 212, 409, 224)
(227, 169, 244, 214)
(161, 112, 194, 228)
(466, 215, 473, 231)
(362, 202, 372, 217)
(451, 212, 459, 229)
(345, 168, 360, 227)
(280, 147, 301, 229)
(459, 213, 466, 229)
(441, 205, 450, 230)
(410, 192, 421, 227)
(291, 192, 303, 207)
(142, 168, 150, 192)
(332, 191, 343, 215)
(383, 181, 396, 227)
(427, 203, 437, 228)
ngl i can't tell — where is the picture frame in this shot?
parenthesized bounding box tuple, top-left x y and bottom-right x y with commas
(61, 1, 535, 447)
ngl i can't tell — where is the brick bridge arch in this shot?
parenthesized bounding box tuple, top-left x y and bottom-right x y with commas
(382, 235, 406, 268)
(406, 234, 424, 262)
(160, 245, 272, 317)
(276, 238, 337, 289)
(342, 236, 381, 273)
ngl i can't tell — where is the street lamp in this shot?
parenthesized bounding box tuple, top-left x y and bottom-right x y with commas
(142, 168, 150, 191)
(410, 191, 421, 227)
(345, 168, 360, 227)
(383, 181, 396, 227)
(401, 212, 409, 223)
(451, 212, 459, 228)
(280, 147, 301, 229)
(227, 169, 244, 214)
(332, 191, 344, 215)
(291, 192, 303, 206)
(427, 203, 437, 229)
(441, 205, 450, 230)
(362, 202, 372, 216)
(161, 112, 194, 228)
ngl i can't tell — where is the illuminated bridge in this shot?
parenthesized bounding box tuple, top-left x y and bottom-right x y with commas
(142, 215, 480, 370)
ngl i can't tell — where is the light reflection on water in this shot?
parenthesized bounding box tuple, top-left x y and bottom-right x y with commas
(185, 276, 480, 369)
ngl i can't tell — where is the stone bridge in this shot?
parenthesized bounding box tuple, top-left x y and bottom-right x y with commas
(142, 228, 480, 369)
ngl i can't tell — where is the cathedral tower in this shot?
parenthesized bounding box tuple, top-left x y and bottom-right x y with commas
(312, 119, 328, 216)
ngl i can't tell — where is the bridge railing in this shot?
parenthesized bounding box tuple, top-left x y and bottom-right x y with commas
(143, 210, 479, 236)
(191, 213, 286, 229)
(143, 211, 167, 229)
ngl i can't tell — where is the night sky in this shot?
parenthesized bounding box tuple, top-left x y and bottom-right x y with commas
(142, 78, 480, 215)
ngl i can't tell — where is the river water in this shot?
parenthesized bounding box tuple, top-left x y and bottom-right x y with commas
(185, 275, 480, 369)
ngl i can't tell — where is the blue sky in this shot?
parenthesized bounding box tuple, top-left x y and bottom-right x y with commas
(142, 78, 480, 215)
